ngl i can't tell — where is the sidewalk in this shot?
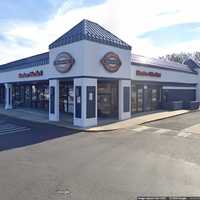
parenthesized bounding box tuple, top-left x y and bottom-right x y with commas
(86, 109, 199, 132)
(0, 106, 198, 132)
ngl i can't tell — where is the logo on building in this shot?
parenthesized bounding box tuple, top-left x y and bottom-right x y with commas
(18, 70, 43, 78)
(101, 52, 122, 73)
(136, 70, 161, 78)
(54, 52, 75, 73)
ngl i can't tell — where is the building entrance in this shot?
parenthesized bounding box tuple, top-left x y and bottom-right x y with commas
(59, 80, 74, 114)
(97, 80, 118, 118)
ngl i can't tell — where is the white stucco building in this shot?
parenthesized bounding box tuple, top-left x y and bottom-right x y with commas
(0, 19, 199, 127)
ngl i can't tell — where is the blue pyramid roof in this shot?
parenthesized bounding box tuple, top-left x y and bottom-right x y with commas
(49, 19, 132, 50)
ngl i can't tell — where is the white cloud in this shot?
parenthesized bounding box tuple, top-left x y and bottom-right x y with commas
(1, 0, 200, 64)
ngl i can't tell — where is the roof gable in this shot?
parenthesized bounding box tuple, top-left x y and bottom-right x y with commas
(49, 19, 132, 50)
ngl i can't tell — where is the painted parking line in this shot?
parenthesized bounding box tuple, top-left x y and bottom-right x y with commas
(131, 126, 180, 136)
(0, 123, 18, 128)
(0, 127, 31, 133)
(153, 128, 172, 134)
(131, 126, 171, 134)
(0, 123, 31, 135)
(131, 126, 150, 132)
(131, 126, 196, 139)
(177, 131, 192, 138)
(0, 126, 27, 131)
(0, 124, 24, 130)
(0, 129, 31, 135)
(0, 128, 31, 135)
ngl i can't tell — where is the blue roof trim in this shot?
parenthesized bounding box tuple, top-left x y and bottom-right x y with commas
(131, 54, 197, 74)
(49, 19, 132, 50)
(0, 52, 49, 72)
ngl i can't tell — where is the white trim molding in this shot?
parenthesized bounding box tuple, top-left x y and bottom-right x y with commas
(162, 86, 196, 90)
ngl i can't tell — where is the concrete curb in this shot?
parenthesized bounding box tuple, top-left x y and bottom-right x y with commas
(0, 111, 98, 132)
(84, 109, 200, 132)
(140, 109, 200, 126)
(0, 109, 199, 133)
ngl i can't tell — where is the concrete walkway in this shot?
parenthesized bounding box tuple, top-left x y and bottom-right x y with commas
(87, 109, 199, 132)
(0, 107, 49, 123)
(0, 107, 74, 127)
(0, 106, 198, 132)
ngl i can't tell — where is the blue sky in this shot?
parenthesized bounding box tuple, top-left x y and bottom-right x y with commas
(0, 0, 105, 22)
(0, 1, 61, 22)
(139, 22, 200, 48)
(0, 0, 200, 63)
(0, 0, 104, 46)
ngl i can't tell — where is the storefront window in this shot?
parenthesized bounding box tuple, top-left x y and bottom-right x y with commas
(131, 82, 162, 114)
(12, 82, 49, 110)
(151, 88, 158, 110)
(0, 86, 5, 104)
(131, 83, 137, 113)
(25, 85, 31, 107)
(137, 87, 144, 112)
(32, 86, 37, 100)
(13, 86, 21, 107)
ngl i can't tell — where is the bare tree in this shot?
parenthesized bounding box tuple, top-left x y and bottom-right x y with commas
(160, 52, 200, 64)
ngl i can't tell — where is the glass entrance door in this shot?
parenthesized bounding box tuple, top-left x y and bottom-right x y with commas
(59, 81, 74, 114)
(151, 87, 161, 110)
(131, 83, 144, 113)
(97, 80, 118, 118)
(144, 86, 161, 112)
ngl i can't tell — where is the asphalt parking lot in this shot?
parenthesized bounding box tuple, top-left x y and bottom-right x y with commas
(1, 112, 200, 200)
(0, 114, 78, 151)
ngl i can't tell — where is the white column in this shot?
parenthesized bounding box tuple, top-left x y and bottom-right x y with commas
(119, 80, 131, 120)
(73, 78, 97, 127)
(5, 83, 12, 110)
(49, 79, 59, 121)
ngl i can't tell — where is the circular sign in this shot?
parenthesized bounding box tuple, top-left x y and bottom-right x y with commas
(100, 52, 122, 73)
(54, 52, 75, 73)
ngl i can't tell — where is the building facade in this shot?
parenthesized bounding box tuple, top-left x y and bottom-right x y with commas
(0, 19, 199, 127)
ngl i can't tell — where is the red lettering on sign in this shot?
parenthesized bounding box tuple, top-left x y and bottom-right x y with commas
(136, 70, 161, 77)
(18, 70, 43, 78)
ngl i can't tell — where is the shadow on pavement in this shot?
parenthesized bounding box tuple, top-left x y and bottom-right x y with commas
(0, 116, 80, 152)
